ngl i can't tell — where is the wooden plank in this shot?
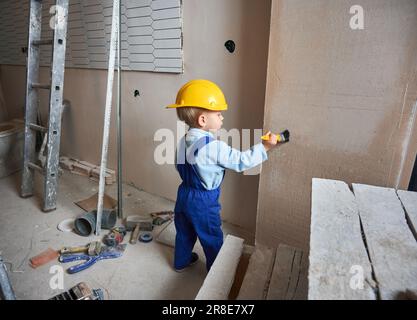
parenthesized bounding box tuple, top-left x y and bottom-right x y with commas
(309, 179, 376, 300)
(352, 184, 417, 300)
(397, 190, 417, 239)
(267, 244, 308, 300)
(195, 235, 244, 300)
(237, 245, 276, 300)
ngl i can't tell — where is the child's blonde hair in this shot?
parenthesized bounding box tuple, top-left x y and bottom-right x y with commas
(176, 107, 204, 128)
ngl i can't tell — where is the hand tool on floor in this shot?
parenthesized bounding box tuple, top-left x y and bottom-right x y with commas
(139, 232, 153, 243)
(130, 224, 140, 244)
(151, 211, 173, 226)
(49, 282, 104, 300)
(261, 129, 290, 143)
(60, 241, 102, 256)
(125, 215, 154, 232)
(29, 248, 60, 269)
(59, 244, 127, 274)
(103, 226, 126, 247)
(150, 211, 174, 218)
(152, 216, 171, 226)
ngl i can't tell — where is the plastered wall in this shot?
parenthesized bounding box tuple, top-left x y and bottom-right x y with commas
(0, 0, 272, 241)
(256, 0, 417, 250)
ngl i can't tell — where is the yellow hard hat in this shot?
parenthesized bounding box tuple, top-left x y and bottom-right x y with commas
(166, 79, 228, 111)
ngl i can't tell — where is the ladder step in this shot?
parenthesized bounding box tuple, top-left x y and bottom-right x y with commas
(22, 0, 69, 212)
(32, 39, 53, 46)
(29, 123, 48, 133)
(28, 162, 45, 174)
(31, 83, 51, 90)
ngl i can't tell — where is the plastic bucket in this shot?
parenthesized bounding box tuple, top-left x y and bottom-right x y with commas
(74, 209, 117, 236)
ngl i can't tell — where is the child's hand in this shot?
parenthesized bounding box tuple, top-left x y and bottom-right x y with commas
(262, 131, 278, 152)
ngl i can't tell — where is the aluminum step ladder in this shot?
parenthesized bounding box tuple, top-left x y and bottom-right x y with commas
(21, 0, 69, 212)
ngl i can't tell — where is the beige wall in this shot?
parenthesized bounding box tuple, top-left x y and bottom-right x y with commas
(0, 0, 272, 241)
(257, 0, 417, 250)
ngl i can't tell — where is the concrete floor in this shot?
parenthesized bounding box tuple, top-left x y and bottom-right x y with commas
(0, 170, 253, 300)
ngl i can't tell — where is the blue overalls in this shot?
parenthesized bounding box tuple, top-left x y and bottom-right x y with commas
(174, 135, 224, 271)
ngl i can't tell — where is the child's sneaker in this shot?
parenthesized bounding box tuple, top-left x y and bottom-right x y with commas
(175, 252, 199, 272)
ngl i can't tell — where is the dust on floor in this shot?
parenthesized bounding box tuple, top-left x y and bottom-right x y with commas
(0, 170, 252, 299)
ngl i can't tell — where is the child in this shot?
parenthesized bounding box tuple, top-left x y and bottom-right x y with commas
(167, 79, 280, 272)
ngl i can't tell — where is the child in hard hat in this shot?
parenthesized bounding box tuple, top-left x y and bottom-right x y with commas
(167, 79, 282, 272)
